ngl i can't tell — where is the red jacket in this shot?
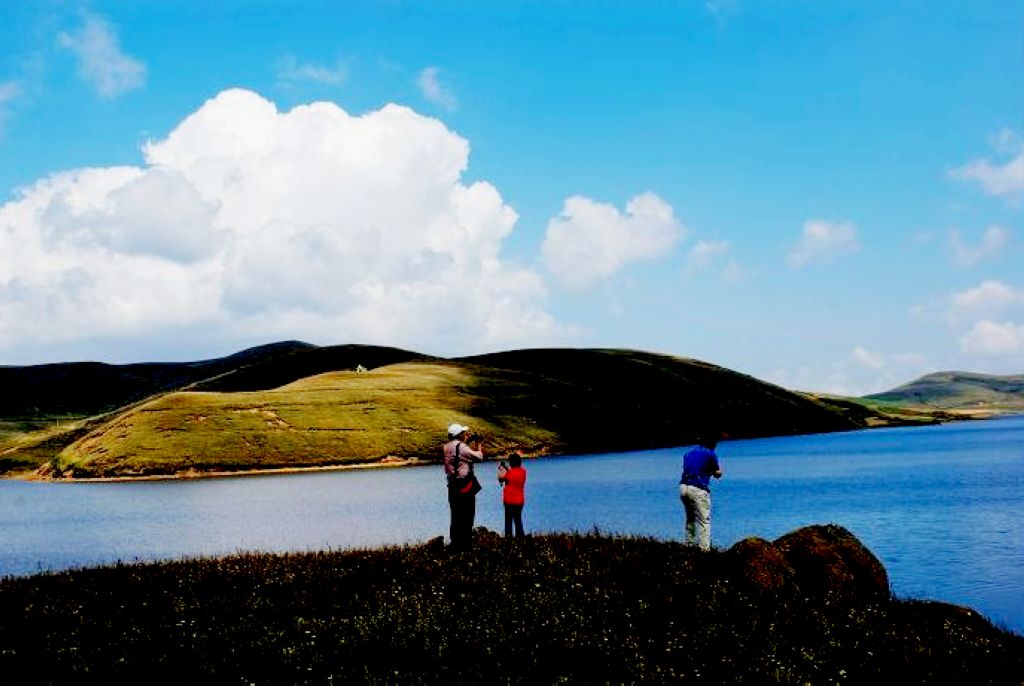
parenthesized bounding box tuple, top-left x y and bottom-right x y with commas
(500, 466, 526, 505)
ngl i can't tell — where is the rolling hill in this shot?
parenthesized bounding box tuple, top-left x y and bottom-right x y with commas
(865, 371, 1024, 413)
(0, 343, 972, 479)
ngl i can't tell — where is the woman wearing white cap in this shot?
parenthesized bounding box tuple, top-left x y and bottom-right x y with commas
(443, 423, 484, 550)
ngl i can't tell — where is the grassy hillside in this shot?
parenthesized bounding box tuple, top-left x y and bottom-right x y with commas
(1, 527, 1020, 683)
(45, 349, 873, 479)
(866, 371, 1024, 413)
(5, 344, 967, 480)
(47, 362, 561, 477)
(0, 342, 423, 475)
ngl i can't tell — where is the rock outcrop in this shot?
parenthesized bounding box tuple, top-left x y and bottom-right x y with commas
(728, 524, 890, 602)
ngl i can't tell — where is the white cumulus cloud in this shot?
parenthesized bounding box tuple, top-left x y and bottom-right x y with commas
(58, 12, 146, 99)
(417, 67, 457, 111)
(950, 130, 1024, 201)
(949, 225, 1011, 267)
(0, 89, 572, 360)
(787, 219, 859, 267)
(541, 192, 685, 290)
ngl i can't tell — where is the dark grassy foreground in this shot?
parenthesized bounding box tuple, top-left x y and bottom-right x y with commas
(1, 528, 1021, 685)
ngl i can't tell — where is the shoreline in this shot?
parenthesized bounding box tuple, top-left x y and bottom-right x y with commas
(6, 411, 1014, 484)
(11, 456, 439, 483)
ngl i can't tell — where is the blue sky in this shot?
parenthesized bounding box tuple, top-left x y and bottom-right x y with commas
(0, 1, 1021, 395)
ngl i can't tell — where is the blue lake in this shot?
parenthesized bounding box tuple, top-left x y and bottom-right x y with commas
(2, 414, 1022, 633)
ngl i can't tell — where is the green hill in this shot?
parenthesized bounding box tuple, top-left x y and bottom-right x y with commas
(865, 371, 1024, 413)
(0, 342, 421, 475)
(47, 361, 564, 477)
(41, 349, 874, 479)
(2, 344, 962, 480)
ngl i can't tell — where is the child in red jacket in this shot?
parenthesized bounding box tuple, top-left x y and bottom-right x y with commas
(497, 452, 527, 539)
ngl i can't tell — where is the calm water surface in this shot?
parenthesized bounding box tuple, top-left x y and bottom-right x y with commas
(2, 415, 1022, 632)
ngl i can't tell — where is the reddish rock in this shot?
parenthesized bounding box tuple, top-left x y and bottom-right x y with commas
(773, 524, 890, 602)
(726, 536, 796, 594)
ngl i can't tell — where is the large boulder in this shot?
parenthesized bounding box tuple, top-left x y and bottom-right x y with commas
(726, 536, 797, 594)
(773, 524, 890, 602)
(727, 524, 891, 604)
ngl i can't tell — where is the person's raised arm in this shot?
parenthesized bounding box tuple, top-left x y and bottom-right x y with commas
(460, 439, 484, 462)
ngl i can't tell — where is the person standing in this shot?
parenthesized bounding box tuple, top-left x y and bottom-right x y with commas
(497, 452, 527, 539)
(679, 434, 723, 551)
(443, 423, 484, 550)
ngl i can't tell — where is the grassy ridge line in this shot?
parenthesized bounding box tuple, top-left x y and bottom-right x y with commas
(0, 340, 316, 419)
(0, 529, 1020, 683)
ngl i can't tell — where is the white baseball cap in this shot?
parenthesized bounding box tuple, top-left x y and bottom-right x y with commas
(447, 423, 469, 438)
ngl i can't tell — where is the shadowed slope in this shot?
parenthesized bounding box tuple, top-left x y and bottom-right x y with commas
(458, 348, 860, 452)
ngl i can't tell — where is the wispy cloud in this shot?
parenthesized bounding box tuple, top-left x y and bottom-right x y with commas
(0, 81, 19, 105)
(58, 12, 146, 99)
(959, 320, 1024, 357)
(950, 129, 1024, 201)
(949, 280, 1024, 322)
(276, 55, 348, 87)
(852, 345, 885, 370)
(682, 239, 742, 283)
(705, 0, 738, 21)
(0, 80, 20, 137)
(787, 219, 859, 268)
(768, 347, 930, 396)
(948, 225, 1010, 267)
(417, 67, 457, 111)
(682, 240, 728, 276)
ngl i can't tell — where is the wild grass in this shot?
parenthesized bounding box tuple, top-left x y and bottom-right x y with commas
(0, 531, 1020, 684)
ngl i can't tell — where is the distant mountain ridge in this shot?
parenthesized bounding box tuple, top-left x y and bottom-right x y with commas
(0, 341, 317, 419)
(866, 371, 1024, 412)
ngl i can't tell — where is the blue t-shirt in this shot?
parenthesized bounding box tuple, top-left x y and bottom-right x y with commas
(680, 445, 720, 491)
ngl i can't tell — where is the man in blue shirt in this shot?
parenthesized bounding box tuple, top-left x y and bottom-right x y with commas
(679, 434, 724, 551)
